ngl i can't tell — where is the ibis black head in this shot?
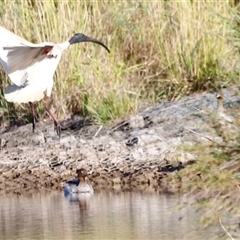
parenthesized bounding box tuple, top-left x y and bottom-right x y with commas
(69, 33, 110, 53)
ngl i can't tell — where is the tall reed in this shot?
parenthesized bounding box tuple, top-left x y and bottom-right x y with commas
(0, 1, 238, 124)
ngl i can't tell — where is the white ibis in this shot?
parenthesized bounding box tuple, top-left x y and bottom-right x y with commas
(0, 26, 110, 136)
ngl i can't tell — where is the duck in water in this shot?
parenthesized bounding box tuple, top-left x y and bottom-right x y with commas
(64, 168, 94, 195)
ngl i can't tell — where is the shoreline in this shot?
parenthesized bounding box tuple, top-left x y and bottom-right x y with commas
(0, 86, 240, 194)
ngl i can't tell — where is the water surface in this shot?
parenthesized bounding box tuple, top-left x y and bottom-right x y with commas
(0, 189, 218, 240)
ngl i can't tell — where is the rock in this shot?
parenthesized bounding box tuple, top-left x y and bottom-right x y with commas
(0, 138, 6, 150)
(28, 132, 45, 144)
(59, 135, 77, 145)
(129, 115, 145, 128)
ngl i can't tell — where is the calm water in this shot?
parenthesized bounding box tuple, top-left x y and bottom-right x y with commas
(0, 189, 219, 240)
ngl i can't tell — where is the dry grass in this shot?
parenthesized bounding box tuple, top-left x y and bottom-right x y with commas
(0, 0, 239, 124)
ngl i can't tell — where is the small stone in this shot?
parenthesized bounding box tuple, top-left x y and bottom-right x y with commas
(0, 138, 6, 150)
(129, 115, 145, 128)
(28, 132, 45, 144)
(60, 135, 77, 145)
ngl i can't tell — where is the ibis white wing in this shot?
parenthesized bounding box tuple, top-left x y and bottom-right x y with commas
(2, 46, 53, 86)
(4, 52, 62, 103)
(5, 46, 62, 103)
(0, 26, 68, 103)
(0, 26, 37, 76)
(0, 26, 53, 48)
(0, 26, 33, 46)
(0, 26, 55, 86)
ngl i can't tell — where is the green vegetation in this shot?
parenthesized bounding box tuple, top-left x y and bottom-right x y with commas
(0, 0, 240, 124)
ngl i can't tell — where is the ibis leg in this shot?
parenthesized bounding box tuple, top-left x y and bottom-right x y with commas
(45, 96, 61, 137)
(29, 102, 38, 132)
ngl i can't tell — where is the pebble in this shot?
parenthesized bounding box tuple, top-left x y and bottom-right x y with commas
(59, 135, 76, 144)
(28, 132, 45, 144)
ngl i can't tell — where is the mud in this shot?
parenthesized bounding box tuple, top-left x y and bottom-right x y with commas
(1, 86, 240, 193)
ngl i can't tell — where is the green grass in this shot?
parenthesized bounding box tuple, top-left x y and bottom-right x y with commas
(0, 0, 240, 124)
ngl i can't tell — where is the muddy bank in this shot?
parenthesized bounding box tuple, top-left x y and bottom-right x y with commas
(0, 86, 240, 193)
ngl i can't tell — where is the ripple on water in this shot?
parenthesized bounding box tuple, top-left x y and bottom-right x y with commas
(0, 190, 219, 240)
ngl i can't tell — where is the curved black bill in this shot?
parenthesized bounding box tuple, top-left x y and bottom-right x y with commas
(81, 36, 110, 53)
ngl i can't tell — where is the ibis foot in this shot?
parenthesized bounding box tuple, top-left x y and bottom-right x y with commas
(32, 115, 39, 133)
(45, 96, 62, 137)
(29, 102, 38, 133)
(54, 122, 61, 137)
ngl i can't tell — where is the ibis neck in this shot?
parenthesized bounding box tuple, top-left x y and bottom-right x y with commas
(59, 41, 70, 50)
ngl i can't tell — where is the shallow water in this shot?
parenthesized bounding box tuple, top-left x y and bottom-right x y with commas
(0, 189, 219, 240)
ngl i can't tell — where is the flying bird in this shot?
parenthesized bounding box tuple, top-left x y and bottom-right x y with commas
(0, 26, 110, 136)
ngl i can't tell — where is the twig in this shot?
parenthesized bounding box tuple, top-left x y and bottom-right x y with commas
(108, 121, 129, 134)
(219, 217, 234, 240)
(94, 125, 103, 137)
(184, 127, 220, 144)
(123, 90, 140, 96)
